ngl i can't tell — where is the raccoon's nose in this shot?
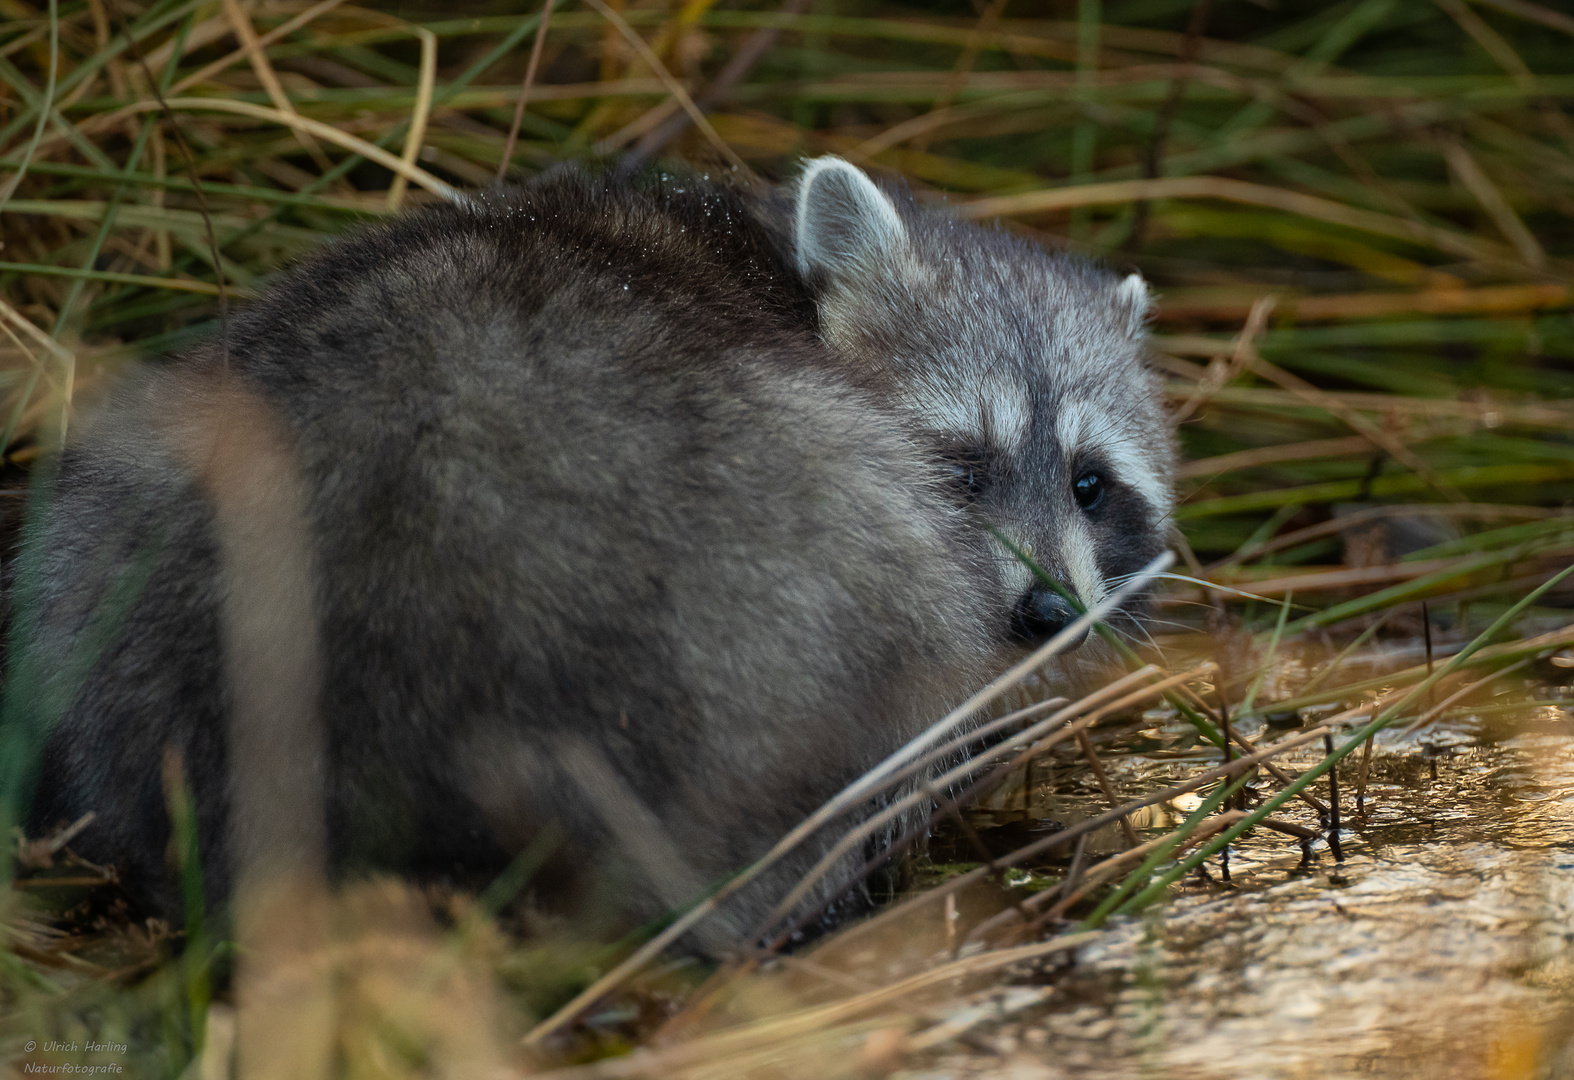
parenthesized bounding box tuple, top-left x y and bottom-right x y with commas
(1010, 586, 1088, 649)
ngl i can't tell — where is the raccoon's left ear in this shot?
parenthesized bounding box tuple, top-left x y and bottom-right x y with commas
(794, 156, 908, 284)
(1115, 273, 1152, 338)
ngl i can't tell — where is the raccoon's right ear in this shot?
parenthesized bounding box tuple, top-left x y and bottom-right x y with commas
(794, 157, 908, 284)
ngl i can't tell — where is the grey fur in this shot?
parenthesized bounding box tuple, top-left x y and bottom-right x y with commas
(22, 158, 1172, 946)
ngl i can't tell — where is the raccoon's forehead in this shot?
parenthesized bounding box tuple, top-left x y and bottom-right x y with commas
(901, 373, 1033, 449)
(900, 379, 1169, 514)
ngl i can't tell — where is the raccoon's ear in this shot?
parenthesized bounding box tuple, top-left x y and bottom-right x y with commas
(1114, 272, 1152, 338)
(794, 157, 907, 283)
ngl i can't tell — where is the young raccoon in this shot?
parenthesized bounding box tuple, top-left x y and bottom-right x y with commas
(22, 158, 1172, 945)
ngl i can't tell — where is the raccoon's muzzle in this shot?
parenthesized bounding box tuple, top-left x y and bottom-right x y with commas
(1009, 585, 1087, 649)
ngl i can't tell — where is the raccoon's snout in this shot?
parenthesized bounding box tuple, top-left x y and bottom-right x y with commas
(1010, 586, 1087, 649)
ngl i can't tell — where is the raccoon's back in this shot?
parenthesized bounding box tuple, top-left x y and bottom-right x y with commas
(27, 173, 1001, 927)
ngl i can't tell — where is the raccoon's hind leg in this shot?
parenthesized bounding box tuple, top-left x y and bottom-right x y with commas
(25, 409, 236, 924)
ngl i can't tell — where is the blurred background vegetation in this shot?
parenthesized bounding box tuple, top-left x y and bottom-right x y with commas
(3, 0, 1574, 612)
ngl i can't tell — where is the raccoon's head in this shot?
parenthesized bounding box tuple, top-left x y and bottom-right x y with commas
(792, 156, 1175, 658)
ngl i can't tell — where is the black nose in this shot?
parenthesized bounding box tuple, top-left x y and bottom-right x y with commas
(1010, 585, 1088, 648)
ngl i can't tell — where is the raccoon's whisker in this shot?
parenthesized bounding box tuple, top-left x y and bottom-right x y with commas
(1145, 571, 1314, 610)
(1108, 623, 1166, 666)
(1114, 621, 1163, 656)
(1148, 598, 1225, 612)
(1138, 616, 1206, 633)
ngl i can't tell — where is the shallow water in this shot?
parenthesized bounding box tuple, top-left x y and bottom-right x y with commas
(900, 661, 1574, 1079)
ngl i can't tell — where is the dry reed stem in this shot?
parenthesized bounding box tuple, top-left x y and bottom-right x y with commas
(221, 0, 333, 172)
(1172, 683, 1328, 815)
(556, 732, 710, 914)
(1214, 553, 1570, 595)
(1182, 384, 1574, 428)
(820, 721, 1338, 959)
(622, 0, 816, 170)
(1473, 0, 1574, 38)
(169, 0, 353, 96)
(1267, 621, 1574, 719)
(854, 671, 1153, 818)
(1396, 656, 1533, 738)
(967, 809, 1251, 946)
(1075, 729, 1138, 847)
(1210, 503, 1563, 572)
(1177, 435, 1379, 479)
(60, 97, 462, 201)
(338, 9, 439, 212)
(1237, 351, 1464, 503)
(1440, 137, 1546, 270)
(1155, 283, 1574, 322)
(1169, 294, 1274, 426)
(912, 0, 1010, 156)
(960, 176, 1514, 263)
(498, 0, 557, 182)
(536, 934, 1100, 1079)
(523, 552, 1175, 1046)
(757, 662, 1214, 936)
(580, 0, 752, 178)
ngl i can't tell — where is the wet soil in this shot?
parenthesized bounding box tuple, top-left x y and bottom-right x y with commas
(898, 651, 1574, 1079)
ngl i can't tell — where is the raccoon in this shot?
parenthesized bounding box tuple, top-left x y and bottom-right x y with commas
(20, 157, 1172, 945)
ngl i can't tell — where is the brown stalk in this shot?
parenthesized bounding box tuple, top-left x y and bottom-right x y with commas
(74, 98, 461, 202)
(757, 679, 1174, 953)
(1075, 729, 1138, 847)
(911, 0, 1012, 156)
(1469, 0, 1574, 38)
(1175, 682, 1327, 814)
(1208, 503, 1560, 573)
(1354, 733, 1375, 813)
(103, 0, 230, 365)
(161, 374, 332, 1080)
(1396, 656, 1532, 739)
(813, 723, 1336, 956)
(170, 0, 351, 96)
(579, 0, 752, 177)
(1212, 553, 1542, 596)
(1236, 350, 1466, 503)
(1128, 0, 1211, 251)
(535, 935, 1100, 1080)
(1156, 283, 1574, 323)
(922, 780, 1035, 939)
(960, 176, 1514, 264)
(497, 0, 558, 183)
(1440, 137, 1546, 270)
(1177, 435, 1376, 479)
(972, 809, 1250, 946)
(220, 0, 333, 172)
(754, 664, 1213, 940)
(621, 0, 812, 174)
(1170, 294, 1275, 426)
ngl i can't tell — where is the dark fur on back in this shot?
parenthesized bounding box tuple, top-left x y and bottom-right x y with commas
(26, 169, 1007, 944)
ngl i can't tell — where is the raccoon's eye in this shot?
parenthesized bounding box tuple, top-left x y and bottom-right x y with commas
(1073, 471, 1105, 510)
(946, 448, 990, 504)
